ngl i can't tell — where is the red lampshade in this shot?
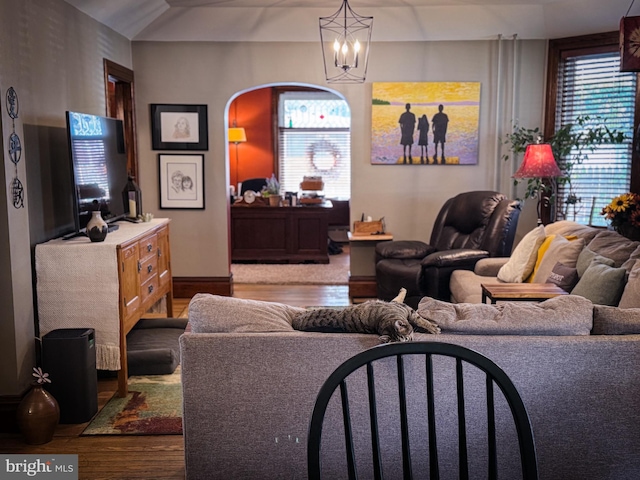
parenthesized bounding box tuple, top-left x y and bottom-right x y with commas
(513, 143, 562, 179)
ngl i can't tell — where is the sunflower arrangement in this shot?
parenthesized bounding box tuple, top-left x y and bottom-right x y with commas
(601, 193, 640, 229)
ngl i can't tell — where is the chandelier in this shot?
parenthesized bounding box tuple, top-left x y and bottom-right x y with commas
(319, 0, 373, 84)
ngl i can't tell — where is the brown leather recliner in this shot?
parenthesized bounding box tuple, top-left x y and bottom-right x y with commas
(375, 191, 521, 308)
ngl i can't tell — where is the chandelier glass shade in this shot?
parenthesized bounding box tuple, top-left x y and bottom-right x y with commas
(319, 0, 373, 84)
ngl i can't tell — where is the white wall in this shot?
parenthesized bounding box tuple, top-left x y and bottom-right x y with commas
(132, 38, 546, 278)
(0, 0, 131, 396)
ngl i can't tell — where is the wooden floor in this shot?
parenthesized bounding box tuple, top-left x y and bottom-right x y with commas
(0, 284, 351, 480)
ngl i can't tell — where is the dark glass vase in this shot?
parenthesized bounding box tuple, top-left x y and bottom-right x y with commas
(615, 224, 640, 241)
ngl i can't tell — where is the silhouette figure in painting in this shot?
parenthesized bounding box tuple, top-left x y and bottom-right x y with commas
(398, 103, 416, 164)
(417, 114, 429, 164)
(432, 104, 449, 164)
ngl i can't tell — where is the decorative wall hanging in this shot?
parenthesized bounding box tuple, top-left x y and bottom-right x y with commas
(151, 104, 208, 150)
(6, 87, 24, 208)
(620, 13, 640, 71)
(158, 154, 205, 209)
(371, 82, 481, 166)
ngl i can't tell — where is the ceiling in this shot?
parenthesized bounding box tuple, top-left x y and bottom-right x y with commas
(63, 0, 632, 42)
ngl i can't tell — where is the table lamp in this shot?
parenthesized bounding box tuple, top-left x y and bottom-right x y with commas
(513, 140, 562, 225)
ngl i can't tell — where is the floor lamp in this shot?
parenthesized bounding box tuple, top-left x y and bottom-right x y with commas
(228, 126, 247, 194)
(513, 141, 562, 225)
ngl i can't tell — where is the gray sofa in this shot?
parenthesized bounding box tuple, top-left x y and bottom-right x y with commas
(180, 293, 640, 480)
(451, 220, 640, 306)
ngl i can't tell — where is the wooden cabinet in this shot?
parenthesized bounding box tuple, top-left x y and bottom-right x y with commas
(36, 219, 173, 397)
(230, 203, 332, 263)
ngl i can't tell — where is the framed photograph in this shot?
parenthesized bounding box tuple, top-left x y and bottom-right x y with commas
(159, 154, 205, 209)
(371, 82, 481, 165)
(151, 104, 208, 150)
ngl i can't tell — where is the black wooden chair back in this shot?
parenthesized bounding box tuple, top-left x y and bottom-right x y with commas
(307, 342, 538, 480)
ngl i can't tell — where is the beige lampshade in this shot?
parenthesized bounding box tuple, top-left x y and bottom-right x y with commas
(228, 127, 247, 143)
(513, 143, 562, 178)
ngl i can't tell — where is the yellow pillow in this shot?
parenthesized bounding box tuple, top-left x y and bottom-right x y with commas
(525, 235, 556, 283)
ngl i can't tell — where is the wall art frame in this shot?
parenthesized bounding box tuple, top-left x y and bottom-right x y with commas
(371, 82, 481, 166)
(151, 104, 208, 150)
(159, 154, 205, 209)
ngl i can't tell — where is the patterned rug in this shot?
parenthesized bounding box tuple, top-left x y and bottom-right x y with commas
(82, 368, 182, 436)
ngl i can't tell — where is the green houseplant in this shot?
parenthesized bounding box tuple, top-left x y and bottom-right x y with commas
(502, 115, 625, 220)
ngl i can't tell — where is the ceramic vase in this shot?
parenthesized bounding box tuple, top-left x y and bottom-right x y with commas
(86, 210, 108, 242)
(16, 385, 60, 445)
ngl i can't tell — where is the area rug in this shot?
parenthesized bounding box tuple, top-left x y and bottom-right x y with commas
(231, 252, 349, 285)
(82, 368, 182, 436)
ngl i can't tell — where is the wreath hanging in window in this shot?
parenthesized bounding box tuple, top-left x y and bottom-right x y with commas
(307, 139, 342, 179)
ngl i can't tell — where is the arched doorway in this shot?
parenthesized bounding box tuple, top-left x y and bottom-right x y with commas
(226, 83, 351, 281)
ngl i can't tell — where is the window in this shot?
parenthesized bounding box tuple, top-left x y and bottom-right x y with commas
(278, 91, 351, 199)
(546, 33, 639, 226)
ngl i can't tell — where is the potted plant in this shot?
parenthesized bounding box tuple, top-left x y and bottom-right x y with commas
(262, 174, 281, 206)
(502, 115, 625, 221)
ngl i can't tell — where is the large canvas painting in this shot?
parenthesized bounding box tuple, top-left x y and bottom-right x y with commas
(371, 82, 481, 165)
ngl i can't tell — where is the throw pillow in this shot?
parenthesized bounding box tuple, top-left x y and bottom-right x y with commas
(497, 225, 546, 283)
(524, 235, 556, 283)
(416, 295, 593, 336)
(188, 293, 303, 333)
(575, 247, 614, 277)
(592, 305, 640, 335)
(571, 262, 627, 306)
(587, 230, 640, 267)
(546, 262, 579, 292)
(531, 236, 584, 283)
(619, 259, 640, 308)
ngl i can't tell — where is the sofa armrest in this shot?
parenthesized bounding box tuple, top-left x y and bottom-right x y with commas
(473, 257, 509, 276)
(420, 249, 489, 268)
(375, 240, 435, 260)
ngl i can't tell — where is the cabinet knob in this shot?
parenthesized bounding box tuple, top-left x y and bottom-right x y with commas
(148, 285, 154, 294)
(137, 261, 142, 272)
(158, 248, 162, 258)
(147, 244, 153, 252)
(147, 265, 153, 273)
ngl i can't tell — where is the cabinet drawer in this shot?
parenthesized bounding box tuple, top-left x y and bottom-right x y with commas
(139, 234, 158, 261)
(139, 255, 158, 285)
(141, 275, 159, 306)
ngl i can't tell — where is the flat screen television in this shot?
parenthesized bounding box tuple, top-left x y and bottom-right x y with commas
(65, 111, 129, 236)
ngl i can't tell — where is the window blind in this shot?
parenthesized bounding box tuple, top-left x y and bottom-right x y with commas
(278, 92, 351, 199)
(555, 52, 636, 226)
(278, 128, 351, 198)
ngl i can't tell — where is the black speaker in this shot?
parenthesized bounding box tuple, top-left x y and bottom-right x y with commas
(42, 328, 98, 424)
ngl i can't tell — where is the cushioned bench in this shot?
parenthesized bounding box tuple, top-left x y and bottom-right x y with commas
(126, 318, 188, 376)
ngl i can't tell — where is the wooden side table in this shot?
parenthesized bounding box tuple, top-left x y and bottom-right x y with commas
(348, 232, 393, 300)
(481, 283, 569, 304)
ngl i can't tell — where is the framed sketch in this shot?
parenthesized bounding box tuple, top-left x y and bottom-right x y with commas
(159, 154, 205, 209)
(371, 82, 481, 165)
(151, 104, 208, 150)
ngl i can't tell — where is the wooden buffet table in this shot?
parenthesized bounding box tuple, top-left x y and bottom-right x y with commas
(231, 202, 332, 263)
(36, 219, 173, 397)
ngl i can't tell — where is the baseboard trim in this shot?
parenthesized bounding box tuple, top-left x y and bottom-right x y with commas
(0, 393, 24, 433)
(173, 276, 233, 298)
(348, 275, 377, 299)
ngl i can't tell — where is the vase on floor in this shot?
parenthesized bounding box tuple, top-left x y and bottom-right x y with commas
(16, 385, 60, 445)
(86, 210, 108, 242)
